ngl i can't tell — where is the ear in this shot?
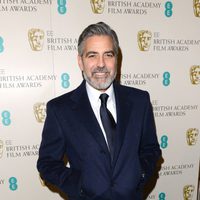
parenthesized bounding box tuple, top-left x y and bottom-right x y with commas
(77, 55, 84, 71)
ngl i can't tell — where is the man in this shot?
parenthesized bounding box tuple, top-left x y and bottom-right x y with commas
(37, 22, 161, 200)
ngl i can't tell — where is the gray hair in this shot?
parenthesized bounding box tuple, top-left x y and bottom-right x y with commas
(78, 22, 119, 56)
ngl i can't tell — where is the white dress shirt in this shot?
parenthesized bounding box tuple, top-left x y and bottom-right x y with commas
(86, 82, 117, 145)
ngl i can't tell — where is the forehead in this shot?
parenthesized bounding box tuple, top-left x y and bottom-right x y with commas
(83, 35, 114, 50)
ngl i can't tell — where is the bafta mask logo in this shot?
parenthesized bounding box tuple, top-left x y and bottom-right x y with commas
(186, 128, 199, 145)
(90, 0, 105, 14)
(183, 185, 195, 200)
(190, 65, 200, 85)
(193, 0, 200, 17)
(33, 102, 46, 123)
(137, 30, 152, 51)
(0, 140, 3, 158)
(28, 28, 45, 51)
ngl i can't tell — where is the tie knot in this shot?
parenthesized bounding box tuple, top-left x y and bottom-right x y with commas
(100, 93, 109, 106)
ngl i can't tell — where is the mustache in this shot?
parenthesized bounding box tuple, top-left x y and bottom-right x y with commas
(92, 66, 109, 73)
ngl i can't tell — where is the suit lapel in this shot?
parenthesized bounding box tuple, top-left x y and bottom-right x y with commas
(68, 81, 133, 167)
(112, 83, 133, 168)
(70, 81, 110, 157)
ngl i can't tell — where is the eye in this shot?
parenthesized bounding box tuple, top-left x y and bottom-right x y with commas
(105, 52, 114, 58)
(86, 52, 97, 58)
(88, 54, 95, 58)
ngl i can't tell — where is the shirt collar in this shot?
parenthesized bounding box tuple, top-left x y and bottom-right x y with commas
(86, 82, 115, 104)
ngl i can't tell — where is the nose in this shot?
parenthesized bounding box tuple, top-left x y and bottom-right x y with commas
(97, 56, 105, 68)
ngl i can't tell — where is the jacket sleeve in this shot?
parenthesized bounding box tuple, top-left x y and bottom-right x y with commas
(37, 101, 82, 198)
(139, 92, 162, 184)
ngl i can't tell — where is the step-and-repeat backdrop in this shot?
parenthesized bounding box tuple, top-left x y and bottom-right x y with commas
(0, 1, 199, 199)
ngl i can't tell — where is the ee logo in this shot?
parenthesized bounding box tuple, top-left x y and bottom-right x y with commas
(1, 110, 11, 126)
(160, 135, 168, 149)
(163, 72, 171, 86)
(165, 1, 173, 17)
(57, 0, 67, 14)
(61, 73, 70, 89)
(159, 192, 166, 200)
(0, 36, 4, 53)
(9, 177, 18, 191)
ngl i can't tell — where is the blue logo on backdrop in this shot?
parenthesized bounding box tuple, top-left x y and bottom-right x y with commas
(0, 36, 4, 53)
(1, 110, 11, 126)
(61, 73, 70, 88)
(165, 1, 173, 17)
(163, 72, 171, 86)
(57, 0, 67, 14)
(160, 135, 168, 149)
(159, 192, 166, 200)
(9, 177, 18, 191)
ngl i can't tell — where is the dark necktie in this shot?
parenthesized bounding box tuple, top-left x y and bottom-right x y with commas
(99, 93, 116, 161)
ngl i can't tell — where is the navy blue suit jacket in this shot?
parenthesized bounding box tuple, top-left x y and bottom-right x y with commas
(37, 81, 161, 200)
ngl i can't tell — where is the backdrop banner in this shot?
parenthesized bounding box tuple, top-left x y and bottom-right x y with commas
(0, 1, 199, 199)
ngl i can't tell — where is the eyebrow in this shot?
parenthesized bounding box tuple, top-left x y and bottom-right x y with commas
(85, 51, 98, 57)
(85, 50, 115, 57)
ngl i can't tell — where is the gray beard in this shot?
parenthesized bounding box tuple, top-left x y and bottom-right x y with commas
(83, 71, 116, 91)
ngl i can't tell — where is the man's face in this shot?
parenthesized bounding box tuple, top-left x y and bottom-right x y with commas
(78, 35, 117, 91)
